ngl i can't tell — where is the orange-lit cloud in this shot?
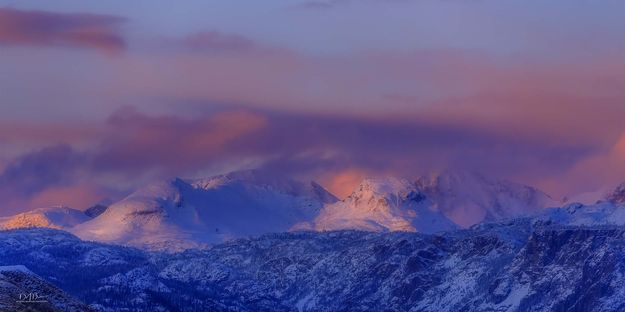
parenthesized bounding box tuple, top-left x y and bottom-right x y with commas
(320, 168, 370, 199)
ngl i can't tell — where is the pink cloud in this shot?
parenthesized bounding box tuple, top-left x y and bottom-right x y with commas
(0, 105, 618, 215)
(0, 8, 126, 53)
(28, 184, 108, 210)
(95, 108, 267, 174)
(544, 132, 625, 197)
(319, 168, 371, 199)
(110, 46, 624, 161)
(1, 25, 623, 210)
(0, 122, 103, 144)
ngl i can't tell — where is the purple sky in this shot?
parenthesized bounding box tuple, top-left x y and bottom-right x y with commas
(0, 0, 624, 214)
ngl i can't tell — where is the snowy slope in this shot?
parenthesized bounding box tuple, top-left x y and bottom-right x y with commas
(305, 177, 458, 233)
(414, 171, 558, 227)
(72, 170, 338, 250)
(535, 201, 625, 227)
(2, 221, 624, 312)
(0, 206, 91, 230)
(0, 264, 92, 312)
(307, 171, 556, 233)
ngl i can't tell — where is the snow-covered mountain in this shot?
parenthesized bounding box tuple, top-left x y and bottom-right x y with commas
(534, 201, 625, 227)
(414, 171, 558, 227)
(466, 200, 625, 235)
(0, 176, 623, 311)
(302, 177, 458, 233)
(0, 206, 91, 230)
(1, 170, 562, 250)
(304, 171, 557, 233)
(2, 208, 624, 312)
(71, 170, 338, 250)
(0, 265, 92, 312)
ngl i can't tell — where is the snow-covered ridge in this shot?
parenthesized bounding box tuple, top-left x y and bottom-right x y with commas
(190, 170, 337, 203)
(414, 171, 559, 227)
(1, 213, 624, 312)
(71, 170, 338, 250)
(0, 263, 92, 311)
(0, 265, 32, 274)
(0, 206, 90, 230)
(1, 170, 571, 251)
(305, 177, 458, 233)
(307, 171, 558, 234)
(537, 201, 625, 226)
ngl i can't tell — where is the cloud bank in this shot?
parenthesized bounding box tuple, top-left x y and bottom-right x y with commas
(0, 104, 615, 214)
(0, 2, 623, 216)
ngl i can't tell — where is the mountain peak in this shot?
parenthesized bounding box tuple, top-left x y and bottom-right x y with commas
(309, 171, 556, 233)
(347, 177, 414, 201)
(310, 176, 456, 233)
(606, 181, 625, 204)
(190, 169, 338, 202)
(414, 170, 556, 227)
(72, 170, 338, 250)
(0, 206, 90, 230)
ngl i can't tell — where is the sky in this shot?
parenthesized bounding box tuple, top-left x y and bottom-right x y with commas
(0, 0, 624, 215)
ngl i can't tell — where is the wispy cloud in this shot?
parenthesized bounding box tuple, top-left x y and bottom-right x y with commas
(0, 7, 126, 53)
(182, 31, 258, 54)
(294, 0, 408, 10)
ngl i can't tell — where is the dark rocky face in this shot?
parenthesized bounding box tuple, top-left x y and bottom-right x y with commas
(84, 204, 109, 218)
(607, 182, 625, 204)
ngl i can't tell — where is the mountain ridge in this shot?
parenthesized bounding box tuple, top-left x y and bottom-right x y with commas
(0, 264, 93, 311)
(71, 171, 338, 250)
(3, 170, 621, 252)
(0, 206, 91, 231)
(414, 170, 558, 226)
(307, 171, 558, 233)
(1, 201, 624, 311)
(301, 177, 458, 233)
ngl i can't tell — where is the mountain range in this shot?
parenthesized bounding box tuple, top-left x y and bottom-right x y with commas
(1, 171, 624, 311)
(1, 170, 562, 250)
(70, 171, 337, 250)
(1, 197, 624, 311)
